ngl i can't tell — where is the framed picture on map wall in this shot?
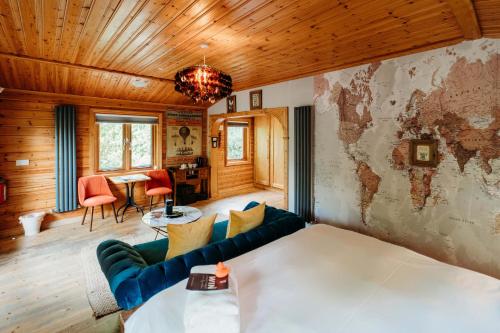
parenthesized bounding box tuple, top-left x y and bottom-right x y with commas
(410, 139, 438, 167)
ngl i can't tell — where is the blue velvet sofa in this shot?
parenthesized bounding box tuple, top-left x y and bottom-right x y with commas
(96, 202, 305, 310)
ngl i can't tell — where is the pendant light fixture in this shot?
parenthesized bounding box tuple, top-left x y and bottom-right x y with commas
(174, 43, 232, 104)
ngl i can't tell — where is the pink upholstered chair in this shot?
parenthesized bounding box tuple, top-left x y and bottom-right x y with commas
(145, 170, 173, 211)
(78, 175, 118, 231)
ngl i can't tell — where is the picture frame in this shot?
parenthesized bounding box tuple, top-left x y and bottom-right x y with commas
(249, 90, 262, 110)
(226, 95, 237, 113)
(410, 139, 438, 167)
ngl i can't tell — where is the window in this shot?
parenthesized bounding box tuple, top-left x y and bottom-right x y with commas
(131, 123, 153, 168)
(226, 121, 249, 164)
(99, 123, 124, 171)
(93, 112, 161, 173)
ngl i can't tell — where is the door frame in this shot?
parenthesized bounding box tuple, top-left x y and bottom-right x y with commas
(209, 107, 289, 209)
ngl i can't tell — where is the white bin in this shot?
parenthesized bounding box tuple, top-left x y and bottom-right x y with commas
(19, 212, 46, 236)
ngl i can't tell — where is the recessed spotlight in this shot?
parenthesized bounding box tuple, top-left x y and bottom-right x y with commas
(132, 79, 148, 88)
(200, 43, 209, 49)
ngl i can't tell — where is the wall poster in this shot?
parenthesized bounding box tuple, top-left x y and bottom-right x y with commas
(166, 111, 203, 157)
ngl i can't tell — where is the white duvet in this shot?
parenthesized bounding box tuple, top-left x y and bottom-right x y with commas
(126, 224, 500, 333)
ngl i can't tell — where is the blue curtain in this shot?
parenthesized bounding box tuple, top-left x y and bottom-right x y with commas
(55, 105, 77, 212)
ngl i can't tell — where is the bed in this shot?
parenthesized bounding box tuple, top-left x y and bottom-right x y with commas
(125, 224, 500, 332)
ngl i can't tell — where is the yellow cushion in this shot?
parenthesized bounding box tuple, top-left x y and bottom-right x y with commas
(165, 214, 216, 260)
(226, 202, 266, 238)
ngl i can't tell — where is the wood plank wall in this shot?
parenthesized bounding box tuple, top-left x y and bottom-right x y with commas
(216, 119, 255, 197)
(0, 90, 206, 238)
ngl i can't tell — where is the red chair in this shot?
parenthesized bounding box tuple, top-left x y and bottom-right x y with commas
(78, 175, 118, 231)
(145, 170, 173, 211)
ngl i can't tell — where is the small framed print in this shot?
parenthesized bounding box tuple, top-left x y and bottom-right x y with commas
(249, 90, 262, 110)
(410, 139, 438, 167)
(226, 95, 237, 113)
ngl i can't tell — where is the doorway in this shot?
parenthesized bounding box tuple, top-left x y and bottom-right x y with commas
(209, 108, 288, 209)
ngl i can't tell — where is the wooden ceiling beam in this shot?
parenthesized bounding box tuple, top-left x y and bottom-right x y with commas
(0, 88, 205, 111)
(0, 53, 175, 84)
(445, 0, 482, 39)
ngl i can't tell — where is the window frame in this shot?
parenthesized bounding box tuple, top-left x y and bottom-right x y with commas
(90, 109, 163, 175)
(225, 120, 251, 166)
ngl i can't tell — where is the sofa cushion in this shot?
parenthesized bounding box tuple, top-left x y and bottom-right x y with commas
(133, 220, 230, 265)
(227, 202, 265, 238)
(166, 214, 216, 259)
(134, 238, 169, 265)
(211, 220, 228, 243)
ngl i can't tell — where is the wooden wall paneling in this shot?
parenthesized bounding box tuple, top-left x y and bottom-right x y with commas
(217, 118, 255, 197)
(254, 115, 270, 186)
(0, 91, 206, 238)
(270, 116, 285, 190)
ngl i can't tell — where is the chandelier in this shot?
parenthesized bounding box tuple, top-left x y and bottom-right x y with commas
(175, 60, 232, 104)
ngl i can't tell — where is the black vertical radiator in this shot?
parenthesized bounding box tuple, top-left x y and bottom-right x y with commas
(294, 105, 313, 222)
(55, 105, 78, 212)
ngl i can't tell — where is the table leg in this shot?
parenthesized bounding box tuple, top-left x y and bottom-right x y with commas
(117, 181, 145, 222)
(116, 182, 131, 223)
(129, 182, 145, 216)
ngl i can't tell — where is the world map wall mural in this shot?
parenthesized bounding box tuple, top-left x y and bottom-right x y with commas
(314, 38, 499, 278)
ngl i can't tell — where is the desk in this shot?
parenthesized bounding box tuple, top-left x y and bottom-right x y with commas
(109, 173, 151, 222)
(169, 166, 210, 205)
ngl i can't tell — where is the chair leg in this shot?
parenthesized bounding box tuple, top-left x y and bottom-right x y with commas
(101, 205, 105, 219)
(81, 207, 88, 225)
(149, 196, 153, 212)
(90, 207, 94, 232)
(112, 203, 119, 224)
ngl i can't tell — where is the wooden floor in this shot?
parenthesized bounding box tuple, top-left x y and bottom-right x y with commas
(0, 189, 284, 333)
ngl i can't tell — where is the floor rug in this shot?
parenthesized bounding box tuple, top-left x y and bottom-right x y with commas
(81, 234, 152, 318)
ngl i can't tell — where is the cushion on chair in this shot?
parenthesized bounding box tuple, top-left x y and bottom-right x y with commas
(145, 187, 173, 196)
(82, 195, 117, 207)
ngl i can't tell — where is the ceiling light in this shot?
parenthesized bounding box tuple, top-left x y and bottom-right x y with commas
(174, 44, 232, 104)
(132, 79, 148, 88)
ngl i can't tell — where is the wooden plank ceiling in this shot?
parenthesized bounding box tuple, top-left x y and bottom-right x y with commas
(0, 0, 496, 106)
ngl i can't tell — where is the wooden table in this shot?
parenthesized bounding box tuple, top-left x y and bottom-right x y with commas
(108, 173, 151, 222)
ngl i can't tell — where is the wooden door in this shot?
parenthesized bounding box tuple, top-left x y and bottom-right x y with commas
(254, 116, 270, 186)
(270, 116, 285, 189)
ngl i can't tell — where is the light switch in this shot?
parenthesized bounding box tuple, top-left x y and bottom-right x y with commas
(16, 159, 29, 166)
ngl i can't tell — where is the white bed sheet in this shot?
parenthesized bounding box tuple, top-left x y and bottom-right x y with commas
(126, 224, 500, 333)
